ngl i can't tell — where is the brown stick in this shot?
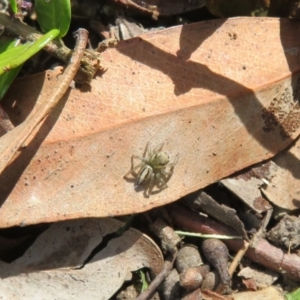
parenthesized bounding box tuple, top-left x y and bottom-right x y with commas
(113, 0, 159, 20)
(0, 13, 100, 81)
(169, 205, 300, 282)
(136, 251, 177, 300)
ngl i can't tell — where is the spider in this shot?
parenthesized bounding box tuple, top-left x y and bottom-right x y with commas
(126, 142, 179, 195)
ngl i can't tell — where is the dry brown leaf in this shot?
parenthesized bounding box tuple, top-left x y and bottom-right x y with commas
(0, 29, 88, 175)
(238, 266, 279, 289)
(267, 214, 300, 249)
(0, 218, 163, 300)
(1, 18, 300, 227)
(231, 286, 284, 300)
(262, 136, 300, 210)
(221, 161, 277, 213)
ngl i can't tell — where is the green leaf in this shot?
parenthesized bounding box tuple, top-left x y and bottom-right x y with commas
(0, 67, 22, 100)
(139, 270, 148, 292)
(8, 0, 18, 14)
(286, 287, 300, 300)
(0, 29, 60, 76)
(0, 29, 59, 100)
(35, 0, 71, 38)
(0, 38, 22, 100)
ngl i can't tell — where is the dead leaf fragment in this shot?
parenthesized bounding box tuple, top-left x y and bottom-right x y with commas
(267, 214, 300, 249)
(262, 136, 300, 210)
(238, 266, 279, 289)
(0, 26, 88, 177)
(0, 218, 163, 300)
(1, 18, 300, 227)
(231, 286, 284, 300)
(221, 162, 277, 213)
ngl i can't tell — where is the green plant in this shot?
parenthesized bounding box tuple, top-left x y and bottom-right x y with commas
(0, 29, 59, 100)
(0, 0, 71, 100)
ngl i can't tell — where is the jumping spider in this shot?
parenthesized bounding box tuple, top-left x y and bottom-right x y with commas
(126, 142, 179, 196)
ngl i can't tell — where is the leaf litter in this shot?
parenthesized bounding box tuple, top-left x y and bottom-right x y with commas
(0, 10, 300, 300)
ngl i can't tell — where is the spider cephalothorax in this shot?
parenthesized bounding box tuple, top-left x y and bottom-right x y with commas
(127, 142, 179, 196)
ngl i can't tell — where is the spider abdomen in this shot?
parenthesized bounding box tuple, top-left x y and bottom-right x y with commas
(135, 165, 153, 188)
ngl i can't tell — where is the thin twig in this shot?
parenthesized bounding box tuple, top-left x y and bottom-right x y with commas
(0, 13, 100, 80)
(251, 208, 273, 248)
(136, 251, 177, 300)
(114, 0, 159, 20)
(227, 209, 273, 277)
(176, 230, 242, 240)
(228, 240, 249, 277)
(170, 204, 300, 282)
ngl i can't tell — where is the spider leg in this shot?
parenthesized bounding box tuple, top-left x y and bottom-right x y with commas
(146, 142, 152, 157)
(131, 162, 145, 173)
(147, 171, 156, 195)
(161, 153, 179, 180)
(168, 153, 179, 168)
(125, 164, 143, 178)
(132, 155, 150, 164)
(141, 142, 152, 158)
(155, 172, 168, 189)
(124, 155, 145, 178)
(161, 168, 173, 177)
(153, 142, 165, 154)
